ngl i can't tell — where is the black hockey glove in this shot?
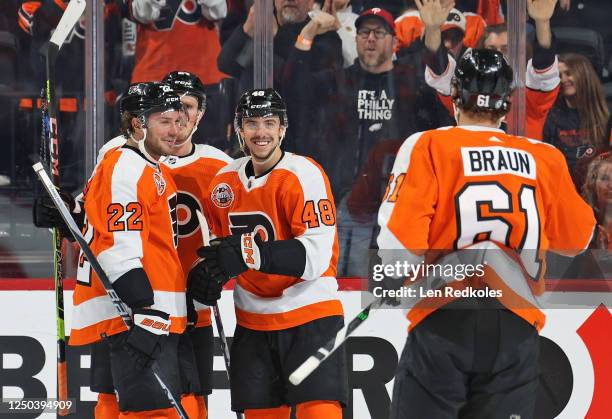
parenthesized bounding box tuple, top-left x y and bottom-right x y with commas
(123, 308, 170, 369)
(32, 192, 78, 240)
(196, 233, 267, 280)
(187, 259, 226, 306)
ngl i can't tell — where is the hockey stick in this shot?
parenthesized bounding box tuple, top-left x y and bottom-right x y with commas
(33, 162, 189, 419)
(43, 0, 86, 414)
(195, 210, 244, 419)
(289, 298, 383, 386)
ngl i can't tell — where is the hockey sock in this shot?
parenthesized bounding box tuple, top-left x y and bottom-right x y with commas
(94, 393, 119, 418)
(196, 395, 207, 418)
(119, 407, 177, 418)
(295, 400, 342, 419)
(244, 406, 291, 419)
(181, 393, 200, 418)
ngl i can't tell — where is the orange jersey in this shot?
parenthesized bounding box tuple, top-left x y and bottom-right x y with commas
(85, 138, 232, 328)
(71, 146, 186, 345)
(128, 0, 226, 84)
(426, 54, 560, 139)
(204, 153, 343, 331)
(378, 125, 595, 331)
(163, 144, 232, 326)
(395, 11, 486, 50)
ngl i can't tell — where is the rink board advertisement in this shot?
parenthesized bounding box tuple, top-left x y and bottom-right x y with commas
(0, 283, 610, 419)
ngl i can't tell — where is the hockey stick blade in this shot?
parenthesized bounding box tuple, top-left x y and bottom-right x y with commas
(33, 162, 189, 419)
(49, 0, 86, 48)
(194, 210, 244, 419)
(289, 299, 381, 386)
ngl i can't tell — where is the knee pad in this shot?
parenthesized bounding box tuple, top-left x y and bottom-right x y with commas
(296, 400, 342, 419)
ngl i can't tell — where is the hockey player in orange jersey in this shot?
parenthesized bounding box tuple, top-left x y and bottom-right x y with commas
(82, 73, 232, 418)
(69, 82, 205, 417)
(188, 89, 349, 419)
(378, 49, 595, 418)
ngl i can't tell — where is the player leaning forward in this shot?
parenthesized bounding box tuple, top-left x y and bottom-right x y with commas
(378, 49, 595, 419)
(188, 89, 349, 418)
(68, 83, 195, 417)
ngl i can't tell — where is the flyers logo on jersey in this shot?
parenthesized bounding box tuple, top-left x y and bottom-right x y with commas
(154, 172, 167, 196)
(211, 183, 234, 208)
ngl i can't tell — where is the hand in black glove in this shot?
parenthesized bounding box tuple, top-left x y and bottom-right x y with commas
(187, 258, 226, 306)
(196, 232, 266, 279)
(32, 192, 76, 239)
(123, 308, 170, 369)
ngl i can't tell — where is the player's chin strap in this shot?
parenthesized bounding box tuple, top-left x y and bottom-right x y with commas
(131, 129, 159, 162)
(172, 108, 204, 149)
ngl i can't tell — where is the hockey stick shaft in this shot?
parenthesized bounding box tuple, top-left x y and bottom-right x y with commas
(195, 210, 243, 419)
(43, 2, 86, 414)
(33, 162, 189, 419)
(289, 298, 382, 386)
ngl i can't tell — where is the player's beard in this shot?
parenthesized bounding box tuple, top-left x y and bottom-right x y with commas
(248, 136, 280, 163)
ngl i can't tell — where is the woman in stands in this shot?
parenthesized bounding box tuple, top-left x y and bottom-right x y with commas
(582, 152, 612, 250)
(543, 53, 610, 189)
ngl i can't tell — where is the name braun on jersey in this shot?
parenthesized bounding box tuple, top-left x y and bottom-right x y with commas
(461, 146, 536, 180)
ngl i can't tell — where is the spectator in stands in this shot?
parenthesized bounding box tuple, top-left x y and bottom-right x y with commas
(127, 0, 227, 85)
(218, 0, 342, 87)
(395, 3, 486, 54)
(282, 7, 450, 274)
(421, 0, 560, 139)
(582, 152, 612, 250)
(326, 0, 358, 67)
(544, 53, 610, 189)
(218, 0, 342, 152)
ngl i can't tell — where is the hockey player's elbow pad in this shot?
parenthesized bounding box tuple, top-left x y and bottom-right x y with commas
(113, 268, 155, 309)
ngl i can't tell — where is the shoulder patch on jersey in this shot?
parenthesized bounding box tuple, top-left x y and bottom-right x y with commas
(154, 171, 167, 195)
(211, 183, 234, 208)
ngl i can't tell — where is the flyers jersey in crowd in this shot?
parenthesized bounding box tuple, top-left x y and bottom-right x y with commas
(126, 0, 226, 84)
(395, 10, 486, 50)
(204, 152, 343, 331)
(378, 125, 595, 330)
(163, 144, 233, 327)
(70, 146, 186, 345)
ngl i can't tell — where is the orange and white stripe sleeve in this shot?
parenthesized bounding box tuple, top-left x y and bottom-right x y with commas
(285, 157, 338, 280)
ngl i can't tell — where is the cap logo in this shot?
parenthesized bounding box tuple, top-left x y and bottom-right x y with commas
(371, 7, 381, 14)
(211, 183, 234, 208)
(448, 12, 461, 22)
